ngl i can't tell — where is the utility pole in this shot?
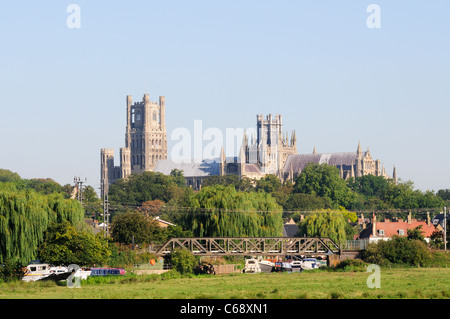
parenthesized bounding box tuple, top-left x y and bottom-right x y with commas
(74, 176, 87, 205)
(444, 206, 447, 251)
(102, 180, 110, 237)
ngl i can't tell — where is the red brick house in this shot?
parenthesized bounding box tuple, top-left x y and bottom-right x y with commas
(357, 212, 436, 243)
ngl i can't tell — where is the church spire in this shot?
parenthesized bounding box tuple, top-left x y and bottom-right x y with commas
(313, 146, 317, 154)
(243, 130, 248, 148)
(220, 146, 225, 163)
(393, 165, 398, 185)
(239, 143, 245, 165)
(290, 130, 296, 146)
(357, 141, 362, 157)
(219, 146, 226, 176)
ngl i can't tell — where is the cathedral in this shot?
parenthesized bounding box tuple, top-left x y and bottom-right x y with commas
(101, 93, 397, 192)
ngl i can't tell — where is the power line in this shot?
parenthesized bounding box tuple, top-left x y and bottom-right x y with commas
(80, 201, 446, 215)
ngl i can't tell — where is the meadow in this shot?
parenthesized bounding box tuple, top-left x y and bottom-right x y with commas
(0, 267, 449, 299)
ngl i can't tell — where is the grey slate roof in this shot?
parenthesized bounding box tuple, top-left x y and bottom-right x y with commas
(154, 159, 220, 177)
(244, 163, 260, 173)
(283, 152, 357, 173)
(282, 224, 300, 237)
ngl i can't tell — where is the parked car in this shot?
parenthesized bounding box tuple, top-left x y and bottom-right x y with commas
(243, 258, 261, 274)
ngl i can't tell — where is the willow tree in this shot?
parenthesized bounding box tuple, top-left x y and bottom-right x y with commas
(297, 210, 348, 244)
(182, 185, 283, 237)
(0, 189, 84, 265)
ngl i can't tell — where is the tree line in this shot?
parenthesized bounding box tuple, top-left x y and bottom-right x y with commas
(200, 163, 447, 211)
(0, 164, 448, 273)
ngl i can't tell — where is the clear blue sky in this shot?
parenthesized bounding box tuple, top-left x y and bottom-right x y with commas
(0, 1, 449, 193)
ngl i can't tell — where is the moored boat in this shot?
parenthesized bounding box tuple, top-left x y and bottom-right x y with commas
(90, 267, 126, 276)
(301, 258, 320, 270)
(281, 262, 292, 272)
(258, 260, 274, 273)
(22, 263, 70, 282)
(291, 260, 303, 272)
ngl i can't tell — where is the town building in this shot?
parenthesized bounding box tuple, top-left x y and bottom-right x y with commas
(357, 212, 436, 243)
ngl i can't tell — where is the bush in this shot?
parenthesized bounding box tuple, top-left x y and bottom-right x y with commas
(429, 251, 450, 267)
(334, 259, 368, 272)
(107, 244, 157, 268)
(167, 249, 198, 275)
(0, 261, 25, 282)
(160, 270, 185, 280)
(361, 236, 432, 266)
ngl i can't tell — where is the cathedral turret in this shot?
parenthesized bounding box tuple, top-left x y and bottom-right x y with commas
(159, 96, 166, 130)
(239, 132, 247, 165)
(355, 141, 363, 177)
(357, 141, 362, 158)
(126, 95, 132, 148)
(120, 147, 131, 179)
(393, 165, 398, 184)
(290, 130, 297, 149)
(219, 146, 226, 176)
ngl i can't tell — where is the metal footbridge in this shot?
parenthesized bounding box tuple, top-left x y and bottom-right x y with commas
(154, 237, 341, 257)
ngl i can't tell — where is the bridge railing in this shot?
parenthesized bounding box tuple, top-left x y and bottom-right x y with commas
(154, 237, 341, 256)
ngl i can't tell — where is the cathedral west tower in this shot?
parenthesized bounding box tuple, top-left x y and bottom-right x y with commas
(101, 92, 167, 196)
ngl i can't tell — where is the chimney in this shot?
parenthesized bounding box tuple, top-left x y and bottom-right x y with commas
(372, 213, 377, 236)
(427, 212, 431, 226)
(407, 211, 412, 224)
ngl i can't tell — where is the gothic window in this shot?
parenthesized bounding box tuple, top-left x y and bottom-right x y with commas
(153, 111, 157, 122)
(227, 164, 238, 174)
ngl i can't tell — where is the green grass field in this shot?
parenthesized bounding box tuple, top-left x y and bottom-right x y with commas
(0, 267, 449, 299)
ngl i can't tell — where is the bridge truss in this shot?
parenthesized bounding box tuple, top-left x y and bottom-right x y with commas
(155, 237, 341, 257)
